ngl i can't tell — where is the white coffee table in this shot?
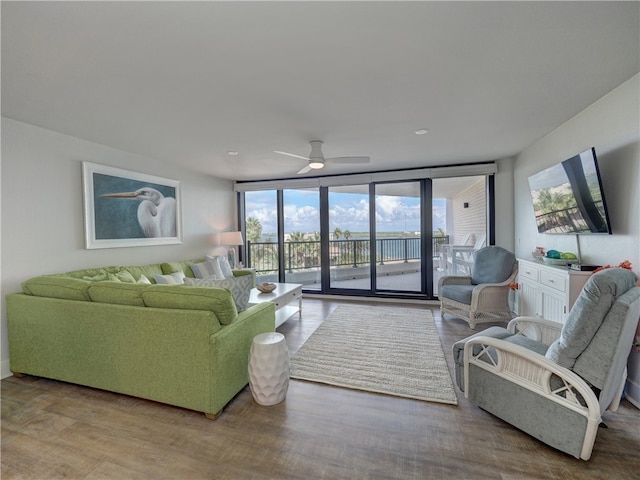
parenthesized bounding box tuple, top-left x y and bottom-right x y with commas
(248, 282, 302, 328)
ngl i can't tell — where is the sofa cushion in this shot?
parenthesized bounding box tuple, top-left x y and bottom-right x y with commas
(153, 271, 186, 285)
(88, 282, 147, 306)
(22, 276, 92, 301)
(184, 274, 253, 312)
(143, 285, 238, 325)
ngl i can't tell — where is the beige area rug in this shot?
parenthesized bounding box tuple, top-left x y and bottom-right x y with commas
(290, 304, 458, 405)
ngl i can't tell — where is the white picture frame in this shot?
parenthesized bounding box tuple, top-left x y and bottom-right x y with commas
(82, 162, 182, 249)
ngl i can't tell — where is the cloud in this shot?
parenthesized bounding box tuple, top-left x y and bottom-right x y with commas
(246, 191, 447, 236)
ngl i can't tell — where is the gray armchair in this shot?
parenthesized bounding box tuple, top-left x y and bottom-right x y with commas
(439, 246, 517, 329)
(452, 268, 640, 460)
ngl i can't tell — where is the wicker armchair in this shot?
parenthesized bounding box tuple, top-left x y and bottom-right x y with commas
(438, 246, 517, 329)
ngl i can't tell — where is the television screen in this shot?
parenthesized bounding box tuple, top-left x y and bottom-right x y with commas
(527, 148, 612, 234)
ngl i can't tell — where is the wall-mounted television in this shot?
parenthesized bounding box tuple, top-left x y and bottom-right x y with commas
(527, 147, 612, 234)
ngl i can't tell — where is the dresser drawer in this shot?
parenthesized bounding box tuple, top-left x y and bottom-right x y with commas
(519, 263, 540, 282)
(274, 290, 300, 308)
(540, 270, 566, 293)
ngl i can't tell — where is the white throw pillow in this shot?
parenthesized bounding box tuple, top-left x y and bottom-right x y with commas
(153, 271, 185, 285)
(206, 255, 234, 279)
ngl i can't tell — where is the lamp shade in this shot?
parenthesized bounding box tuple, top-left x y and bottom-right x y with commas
(218, 231, 243, 246)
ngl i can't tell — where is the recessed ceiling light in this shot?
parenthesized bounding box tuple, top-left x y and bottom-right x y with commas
(415, 129, 429, 135)
(227, 151, 239, 156)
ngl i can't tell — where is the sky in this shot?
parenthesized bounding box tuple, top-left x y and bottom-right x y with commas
(245, 189, 446, 236)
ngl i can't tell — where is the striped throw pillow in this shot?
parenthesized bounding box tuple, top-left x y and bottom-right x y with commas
(153, 271, 185, 285)
(190, 261, 218, 279)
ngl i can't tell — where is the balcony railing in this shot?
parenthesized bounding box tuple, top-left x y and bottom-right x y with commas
(246, 236, 449, 275)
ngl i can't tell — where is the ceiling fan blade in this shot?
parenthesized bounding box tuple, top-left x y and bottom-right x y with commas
(297, 165, 313, 175)
(326, 156, 370, 164)
(274, 150, 310, 161)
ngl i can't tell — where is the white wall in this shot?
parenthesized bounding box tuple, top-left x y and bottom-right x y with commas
(1, 118, 236, 377)
(452, 178, 486, 246)
(514, 74, 640, 271)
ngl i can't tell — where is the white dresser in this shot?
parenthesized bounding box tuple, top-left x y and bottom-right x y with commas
(516, 258, 592, 325)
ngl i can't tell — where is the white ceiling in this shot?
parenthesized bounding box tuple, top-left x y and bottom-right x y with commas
(2, 2, 638, 182)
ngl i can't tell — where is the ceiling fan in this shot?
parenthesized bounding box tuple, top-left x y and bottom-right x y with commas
(274, 141, 370, 174)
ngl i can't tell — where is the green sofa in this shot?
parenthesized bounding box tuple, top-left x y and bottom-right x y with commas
(6, 259, 275, 419)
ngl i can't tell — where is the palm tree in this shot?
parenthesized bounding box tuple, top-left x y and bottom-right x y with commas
(245, 217, 278, 273)
(287, 231, 306, 242)
(343, 229, 352, 240)
(286, 231, 306, 270)
(246, 217, 262, 243)
(333, 227, 343, 239)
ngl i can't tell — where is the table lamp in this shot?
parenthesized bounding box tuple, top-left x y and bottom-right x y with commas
(218, 231, 244, 268)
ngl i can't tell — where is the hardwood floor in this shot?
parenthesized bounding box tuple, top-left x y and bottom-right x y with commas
(2, 298, 639, 479)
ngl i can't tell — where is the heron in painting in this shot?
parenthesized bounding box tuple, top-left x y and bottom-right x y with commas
(101, 187, 176, 238)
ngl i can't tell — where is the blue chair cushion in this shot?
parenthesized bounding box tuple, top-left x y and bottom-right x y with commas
(441, 284, 476, 305)
(471, 246, 516, 285)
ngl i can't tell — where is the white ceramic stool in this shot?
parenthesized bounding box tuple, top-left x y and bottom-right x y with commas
(248, 332, 290, 406)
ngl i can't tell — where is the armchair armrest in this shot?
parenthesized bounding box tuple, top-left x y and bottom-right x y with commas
(468, 269, 518, 310)
(463, 336, 600, 460)
(507, 316, 563, 346)
(438, 275, 471, 287)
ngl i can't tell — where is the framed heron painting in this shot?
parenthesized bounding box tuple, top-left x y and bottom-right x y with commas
(82, 162, 183, 249)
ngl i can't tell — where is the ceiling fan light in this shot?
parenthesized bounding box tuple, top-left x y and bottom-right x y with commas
(309, 160, 324, 169)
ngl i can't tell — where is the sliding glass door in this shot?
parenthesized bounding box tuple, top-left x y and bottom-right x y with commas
(327, 185, 372, 291)
(283, 188, 321, 290)
(244, 190, 278, 282)
(374, 182, 422, 293)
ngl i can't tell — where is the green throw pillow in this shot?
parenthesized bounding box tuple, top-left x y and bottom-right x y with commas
(22, 276, 92, 301)
(108, 270, 137, 283)
(88, 282, 147, 306)
(161, 260, 203, 278)
(142, 285, 238, 325)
